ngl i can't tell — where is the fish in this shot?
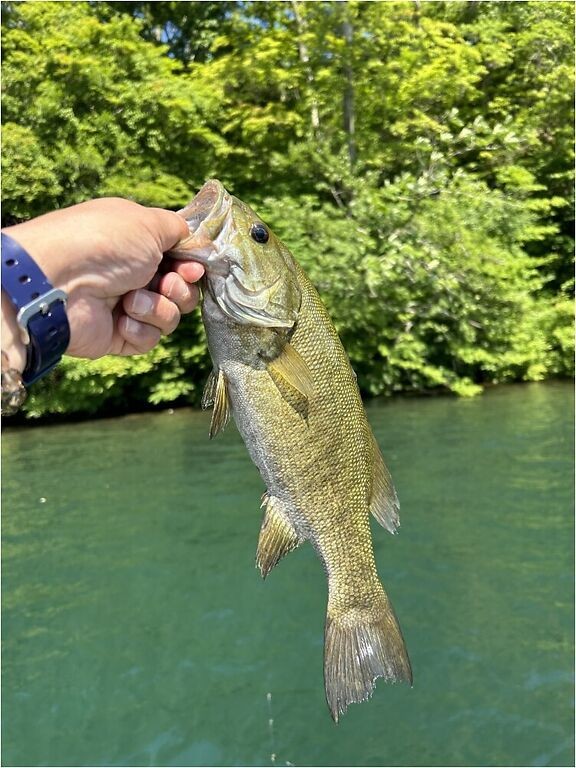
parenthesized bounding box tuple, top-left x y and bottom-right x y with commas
(169, 179, 412, 721)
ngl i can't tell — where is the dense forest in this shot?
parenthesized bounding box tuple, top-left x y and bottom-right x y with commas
(2, 0, 573, 418)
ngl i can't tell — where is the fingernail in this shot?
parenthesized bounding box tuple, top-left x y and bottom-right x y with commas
(130, 291, 154, 315)
(124, 317, 145, 336)
(177, 285, 190, 303)
(164, 276, 176, 300)
(165, 276, 188, 303)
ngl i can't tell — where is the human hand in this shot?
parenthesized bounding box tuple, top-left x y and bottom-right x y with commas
(2, 198, 204, 372)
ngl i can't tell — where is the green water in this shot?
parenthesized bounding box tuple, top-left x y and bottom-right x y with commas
(2, 382, 573, 767)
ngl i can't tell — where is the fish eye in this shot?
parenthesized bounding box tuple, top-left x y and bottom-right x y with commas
(250, 222, 269, 244)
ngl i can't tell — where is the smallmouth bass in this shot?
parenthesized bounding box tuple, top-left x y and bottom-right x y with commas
(170, 180, 412, 720)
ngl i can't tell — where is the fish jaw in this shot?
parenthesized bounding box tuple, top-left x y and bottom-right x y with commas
(169, 179, 232, 272)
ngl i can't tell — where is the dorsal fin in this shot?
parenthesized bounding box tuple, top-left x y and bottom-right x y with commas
(370, 435, 400, 534)
(256, 492, 303, 578)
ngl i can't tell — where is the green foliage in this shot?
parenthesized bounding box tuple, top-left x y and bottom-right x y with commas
(259, 166, 571, 398)
(1, 0, 573, 419)
(1, 1, 224, 220)
(101, 2, 236, 66)
(25, 315, 210, 418)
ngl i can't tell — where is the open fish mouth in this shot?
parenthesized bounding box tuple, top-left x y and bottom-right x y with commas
(179, 179, 223, 231)
(169, 179, 232, 268)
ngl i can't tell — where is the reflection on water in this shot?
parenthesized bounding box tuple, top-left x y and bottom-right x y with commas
(2, 382, 574, 767)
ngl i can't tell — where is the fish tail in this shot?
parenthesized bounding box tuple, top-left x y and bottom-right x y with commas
(324, 588, 412, 722)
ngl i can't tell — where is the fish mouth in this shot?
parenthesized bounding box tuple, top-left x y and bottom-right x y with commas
(169, 179, 231, 268)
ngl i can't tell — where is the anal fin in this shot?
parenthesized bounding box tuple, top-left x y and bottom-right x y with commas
(370, 435, 400, 534)
(256, 493, 303, 578)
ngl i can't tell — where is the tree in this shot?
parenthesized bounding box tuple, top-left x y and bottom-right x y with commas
(1, 1, 572, 419)
(102, 1, 236, 66)
(1, 0, 226, 222)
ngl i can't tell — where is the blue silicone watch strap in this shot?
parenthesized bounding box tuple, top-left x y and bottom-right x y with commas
(1, 232, 70, 386)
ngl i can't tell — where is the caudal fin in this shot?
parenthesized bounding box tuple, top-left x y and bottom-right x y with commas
(324, 592, 412, 722)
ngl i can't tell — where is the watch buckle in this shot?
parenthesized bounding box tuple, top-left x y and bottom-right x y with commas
(16, 288, 68, 346)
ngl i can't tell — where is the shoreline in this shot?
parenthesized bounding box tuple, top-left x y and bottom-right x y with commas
(3, 377, 573, 431)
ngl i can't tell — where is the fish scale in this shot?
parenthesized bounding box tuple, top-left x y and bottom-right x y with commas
(170, 179, 412, 721)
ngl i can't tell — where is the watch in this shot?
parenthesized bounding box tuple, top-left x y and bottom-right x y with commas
(1, 232, 70, 386)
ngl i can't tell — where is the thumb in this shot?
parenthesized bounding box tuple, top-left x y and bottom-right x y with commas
(148, 207, 191, 252)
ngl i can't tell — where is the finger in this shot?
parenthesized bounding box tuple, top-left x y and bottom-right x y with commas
(161, 257, 205, 283)
(117, 315, 162, 355)
(123, 289, 181, 335)
(147, 208, 190, 252)
(157, 272, 201, 314)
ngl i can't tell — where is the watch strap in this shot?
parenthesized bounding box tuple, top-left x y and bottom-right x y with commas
(1, 232, 70, 385)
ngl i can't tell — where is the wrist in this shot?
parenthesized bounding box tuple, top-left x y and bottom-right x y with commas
(2, 222, 74, 296)
(1, 233, 70, 385)
(1, 290, 26, 372)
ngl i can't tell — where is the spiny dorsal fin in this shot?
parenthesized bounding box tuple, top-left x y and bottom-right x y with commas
(370, 435, 400, 534)
(256, 493, 303, 578)
(267, 342, 314, 419)
(208, 369, 230, 439)
(201, 370, 217, 409)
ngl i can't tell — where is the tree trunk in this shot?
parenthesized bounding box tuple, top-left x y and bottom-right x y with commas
(342, 10, 356, 167)
(290, 0, 320, 134)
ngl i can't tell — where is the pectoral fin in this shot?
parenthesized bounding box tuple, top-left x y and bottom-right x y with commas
(256, 493, 303, 578)
(202, 369, 230, 439)
(370, 435, 400, 534)
(267, 343, 314, 419)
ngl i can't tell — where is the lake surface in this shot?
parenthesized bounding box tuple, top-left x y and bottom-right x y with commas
(2, 382, 573, 767)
